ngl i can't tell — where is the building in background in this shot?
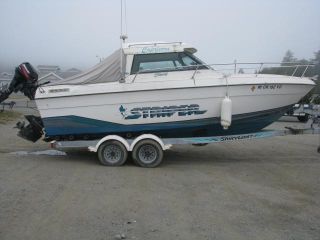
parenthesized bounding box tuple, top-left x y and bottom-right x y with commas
(38, 72, 64, 85)
(37, 65, 61, 76)
(0, 72, 13, 89)
(60, 68, 82, 79)
(37, 65, 82, 84)
(0, 65, 82, 88)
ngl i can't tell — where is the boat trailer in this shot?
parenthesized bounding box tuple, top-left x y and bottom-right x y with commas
(51, 113, 320, 168)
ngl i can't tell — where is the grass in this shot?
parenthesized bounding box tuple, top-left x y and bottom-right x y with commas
(0, 110, 22, 124)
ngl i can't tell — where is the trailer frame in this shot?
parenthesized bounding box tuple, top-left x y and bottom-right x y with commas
(50, 114, 320, 167)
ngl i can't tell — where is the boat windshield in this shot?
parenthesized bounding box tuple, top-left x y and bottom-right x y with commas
(131, 52, 208, 74)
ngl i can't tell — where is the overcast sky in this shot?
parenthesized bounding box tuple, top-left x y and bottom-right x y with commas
(0, 0, 319, 70)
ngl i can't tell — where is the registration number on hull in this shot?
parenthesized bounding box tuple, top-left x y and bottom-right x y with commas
(251, 84, 282, 92)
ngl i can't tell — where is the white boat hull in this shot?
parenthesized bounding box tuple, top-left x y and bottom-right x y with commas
(35, 74, 315, 140)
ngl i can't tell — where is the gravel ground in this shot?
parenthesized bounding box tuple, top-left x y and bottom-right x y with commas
(0, 110, 319, 240)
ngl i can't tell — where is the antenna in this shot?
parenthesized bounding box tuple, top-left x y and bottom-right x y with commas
(120, 0, 128, 82)
(120, 0, 128, 43)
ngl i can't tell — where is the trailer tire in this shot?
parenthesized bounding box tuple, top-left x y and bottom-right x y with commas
(297, 115, 309, 122)
(132, 139, 163, 168)
(97, 140, 128, 166)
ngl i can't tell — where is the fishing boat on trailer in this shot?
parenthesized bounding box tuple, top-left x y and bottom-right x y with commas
(0, 41, 315, 142)
(32, 41, 315, 141)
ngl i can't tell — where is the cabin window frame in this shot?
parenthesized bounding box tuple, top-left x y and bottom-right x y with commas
(130, 52, 208, 74)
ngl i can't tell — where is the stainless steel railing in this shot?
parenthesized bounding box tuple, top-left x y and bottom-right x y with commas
(130, 62, 315, 83)
(207, 61, 314, 77)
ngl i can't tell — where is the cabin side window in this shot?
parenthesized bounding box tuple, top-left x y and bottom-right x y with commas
(130, 52, 207, 74)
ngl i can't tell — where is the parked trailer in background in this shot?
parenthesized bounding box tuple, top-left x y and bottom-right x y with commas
(284, 94, 320, 122)
(285, 104, 313, 122)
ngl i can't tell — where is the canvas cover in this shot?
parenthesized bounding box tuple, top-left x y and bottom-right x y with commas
(51, 49, 125, 85)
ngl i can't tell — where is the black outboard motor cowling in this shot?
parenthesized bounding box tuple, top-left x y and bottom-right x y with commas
(0, 62, 39, 103)
(10, 62, 39, 100)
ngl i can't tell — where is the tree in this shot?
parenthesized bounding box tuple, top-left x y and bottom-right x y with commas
(279, 50, 298, 75)
(260, 50, 314, 77)
(281, 50, 297, 65)
(238, 68, 244, 74)
(310, 50, 320, 95)
(312, 50, 320, 80)
(258, 49, 320, 102)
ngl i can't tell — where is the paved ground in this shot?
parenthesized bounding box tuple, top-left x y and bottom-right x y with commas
(0, 109, 320, 240)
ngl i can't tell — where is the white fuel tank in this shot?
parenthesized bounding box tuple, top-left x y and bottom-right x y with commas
(221, 96, 232, 130)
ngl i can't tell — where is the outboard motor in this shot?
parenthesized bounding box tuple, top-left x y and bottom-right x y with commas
(0, 62, 39, 103)
(0, 62, 44, 142)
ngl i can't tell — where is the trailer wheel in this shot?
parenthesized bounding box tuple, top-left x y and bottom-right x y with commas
(132, 139, 163, 168)
(97, 140, 128, 166)
(297, 115, 309, 122)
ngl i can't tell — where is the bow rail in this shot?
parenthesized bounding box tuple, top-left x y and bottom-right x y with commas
(131, 62, 315, 83)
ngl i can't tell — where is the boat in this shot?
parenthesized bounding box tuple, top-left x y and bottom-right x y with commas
(0, 42, 316, 142)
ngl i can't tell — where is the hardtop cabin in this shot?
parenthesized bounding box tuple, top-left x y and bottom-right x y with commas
(48, 42, 209, 86)
(122, 42, 208, 76)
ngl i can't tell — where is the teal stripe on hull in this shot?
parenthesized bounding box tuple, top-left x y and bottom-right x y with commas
(42, 105, 292, 139)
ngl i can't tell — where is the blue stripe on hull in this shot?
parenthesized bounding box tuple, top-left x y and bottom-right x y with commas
(42, 105, 292, 139)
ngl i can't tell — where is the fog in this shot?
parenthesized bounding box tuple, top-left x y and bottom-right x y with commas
(0, 0, 319, 71)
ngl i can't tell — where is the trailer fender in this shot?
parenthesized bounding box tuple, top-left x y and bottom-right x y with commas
(89, 135, 130, 152)
(129, 134, 170, 151)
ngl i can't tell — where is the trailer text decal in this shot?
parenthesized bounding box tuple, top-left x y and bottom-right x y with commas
(119, 104, 207, 120)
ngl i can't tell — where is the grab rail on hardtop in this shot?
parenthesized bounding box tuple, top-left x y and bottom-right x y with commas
(127, 42, 183, 47)
(130, 62, 315, 83)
